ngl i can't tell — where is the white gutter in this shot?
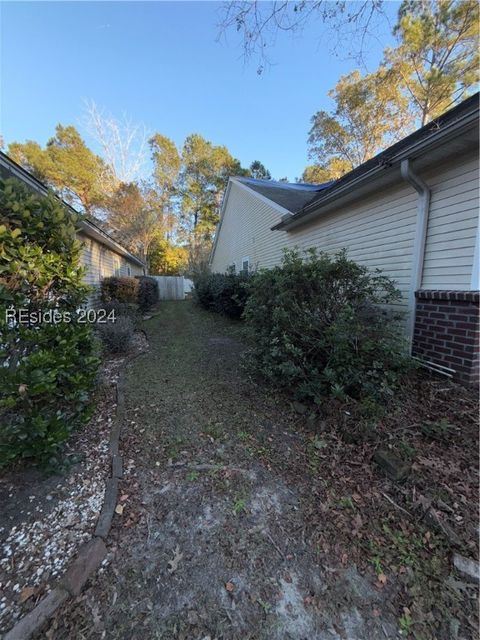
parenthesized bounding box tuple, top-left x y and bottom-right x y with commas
(400, 159, 431, 348)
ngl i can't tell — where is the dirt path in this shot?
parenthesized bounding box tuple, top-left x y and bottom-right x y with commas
(40, 301, 463, 639)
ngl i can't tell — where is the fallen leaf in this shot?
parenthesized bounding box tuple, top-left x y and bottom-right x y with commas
(18, 384, 28, 395)
(115, 504, 124, 515)
(167, 545, 183, 573)
(372, 607, 381, 617)
(375, 573, 387, 589)
(120, 494, 129, 502)
(225, 581, 235, 592)
(18, 586, 35, 604)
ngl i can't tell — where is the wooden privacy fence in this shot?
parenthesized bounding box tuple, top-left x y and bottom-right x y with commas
(151, 276, 186, 300)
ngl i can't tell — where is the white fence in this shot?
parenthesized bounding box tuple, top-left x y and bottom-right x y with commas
(151, 276, 186, 300)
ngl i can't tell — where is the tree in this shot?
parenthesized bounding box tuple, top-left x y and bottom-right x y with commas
(148, 237, 188, 275)
(82, 99, 149, 182)
(8, 125, 111, 215)
(385, 0, 479, 125)
(7, 140, 52, 183)
(307, 68, 411, 176)
(249, 160, 272, 180)
(179, 134, 245, 237)
(218, 1, 385, 73)
(106, 181, 144, 244)
(301, 160, 349, 183)
(106, 181, 166, 264)
(177, 134, 247, 272)
(150, 133, 181, 197)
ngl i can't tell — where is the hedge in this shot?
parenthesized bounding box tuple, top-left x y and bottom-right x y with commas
(100, 276, 139, 304)
(243, 249, 411, 405)
(193, 271, 250, 319)
(0, 178, 99, 468)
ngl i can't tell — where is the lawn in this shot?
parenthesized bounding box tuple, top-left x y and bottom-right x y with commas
(40, 300, 478, 640)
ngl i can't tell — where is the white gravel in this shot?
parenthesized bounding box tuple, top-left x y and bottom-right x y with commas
(0, 356, 123, 632)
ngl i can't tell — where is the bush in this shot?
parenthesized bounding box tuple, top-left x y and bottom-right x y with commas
(96, 316, 134, 354)
(100, 301, 141, 330)
(101, 276, 139, 304)
(193, 270, 250, 319)
(0, 178, 99, 467)
(243, 249, 411, 405)
(136, 276, 158, 311)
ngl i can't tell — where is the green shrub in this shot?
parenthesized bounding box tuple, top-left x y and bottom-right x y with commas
(136, 276, 158, 311)
(0, 177, 99, 467)
(96, 316, 134, 354)
(243, 249, 411, 405)
(101, 276, 139, 304)
(193, 270, 250, 319)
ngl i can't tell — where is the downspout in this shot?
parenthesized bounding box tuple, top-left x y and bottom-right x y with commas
(400, 159, 431, 351)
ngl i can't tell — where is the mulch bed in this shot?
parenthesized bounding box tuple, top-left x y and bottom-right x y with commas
(0, 353, 128, 634)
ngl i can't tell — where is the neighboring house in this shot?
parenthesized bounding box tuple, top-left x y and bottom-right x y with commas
(0, 151, 146, 300)
(210, 94, 480, 386)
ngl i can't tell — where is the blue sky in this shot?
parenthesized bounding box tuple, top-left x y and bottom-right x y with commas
(1, 1, 400, 181)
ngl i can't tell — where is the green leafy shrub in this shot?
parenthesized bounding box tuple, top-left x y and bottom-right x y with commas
(101, 276, 139, 304)
(96, 316, 134, 354)
(243, 249, 411, 405)
(0, 177, 99, 467)
(193, 271, 250, 319)
(136, 276, 158, 311)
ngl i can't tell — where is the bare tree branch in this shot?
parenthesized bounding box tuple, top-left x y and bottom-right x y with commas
(217, 0, 385, 73)
(81, 99, 150, 183)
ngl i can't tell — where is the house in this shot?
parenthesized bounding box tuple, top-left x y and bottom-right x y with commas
(0, 151, 146, 298)
(210, 94, 480, 386)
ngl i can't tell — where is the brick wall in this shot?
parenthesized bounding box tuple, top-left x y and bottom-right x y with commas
(412, 290, 479, 386)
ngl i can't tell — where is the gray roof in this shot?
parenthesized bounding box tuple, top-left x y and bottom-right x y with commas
(236, 177, 334, 213)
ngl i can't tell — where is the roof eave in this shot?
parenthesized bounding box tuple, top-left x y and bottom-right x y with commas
(78, 220, 146, 268)
(273, 101, 479, 232)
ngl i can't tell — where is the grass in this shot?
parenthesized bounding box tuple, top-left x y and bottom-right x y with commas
(232, 495, 247, 515)
(44, 300, 478, 640)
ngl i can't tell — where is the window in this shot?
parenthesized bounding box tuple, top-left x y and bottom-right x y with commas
(227, 263, 236, 274)
(127, 265, 132, 276)
(241, 257, 249, 274)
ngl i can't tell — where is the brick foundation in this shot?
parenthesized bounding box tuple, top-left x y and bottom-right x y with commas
(413, 290, 479, 386)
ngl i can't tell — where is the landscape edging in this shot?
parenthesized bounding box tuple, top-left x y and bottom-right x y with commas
(3, 349, 144, 640)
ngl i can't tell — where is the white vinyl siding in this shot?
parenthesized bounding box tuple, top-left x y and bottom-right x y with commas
(211, 151, 479, 318)
(287, 185, 417, 312)
(211, 181, 284, 273)
(78, 233, 143, 287)
(421, 153, 479, 290)
(212, 181, 418, 313)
